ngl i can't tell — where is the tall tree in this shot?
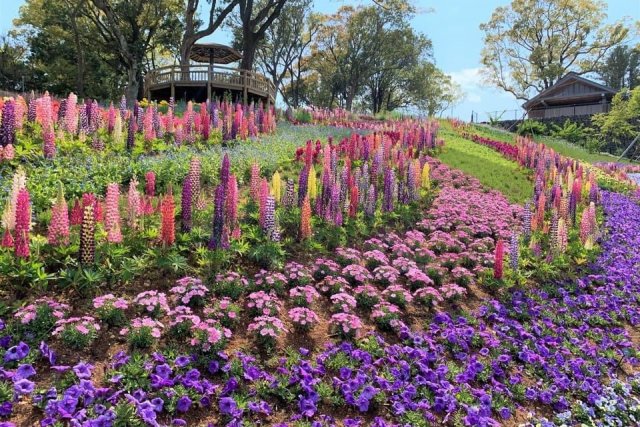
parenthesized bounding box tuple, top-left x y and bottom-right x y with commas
(179, 0, 239, 67)
(480, 0, 628, 101)
(596, 45, 640, 90)
(254, 0, 318, 105)
(233, 0, 288, 71)
(87, 0, 183, 103)
(14, 0, 123, 98)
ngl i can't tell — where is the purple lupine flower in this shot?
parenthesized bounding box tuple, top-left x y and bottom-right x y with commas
(220, 154, 230, 196)
(382, 167, 394, 212)
(298, 165, 309, 207)
(523, 202, 532, 241)
(365, 184, 376, 217)
(79, 107, 89, 135)
(126, 114, 135, 151)
(27, 99, 36, 122)
(510, 231, 519, 272)
(209, 184, 225, 250)
(0, 100, 16, 146)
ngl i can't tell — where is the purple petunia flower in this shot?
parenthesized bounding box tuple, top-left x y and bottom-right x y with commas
(73, 362, 93, 379)
(4, 342, 29, 362)
(174, 356, 190, 368)
(14, 379, 35, 395)
(219, 396, 237, 415)
(15, 364, 35, 380)
(176, 395, 191, 413)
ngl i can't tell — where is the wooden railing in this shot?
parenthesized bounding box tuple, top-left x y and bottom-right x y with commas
(144, 64, 275, 102)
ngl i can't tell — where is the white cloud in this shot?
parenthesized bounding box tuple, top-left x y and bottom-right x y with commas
(449, 67, 484, 104)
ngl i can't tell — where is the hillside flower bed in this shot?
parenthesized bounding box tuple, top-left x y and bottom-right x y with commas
(0, 107, 639, 426)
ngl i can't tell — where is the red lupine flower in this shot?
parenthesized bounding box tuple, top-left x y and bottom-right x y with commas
(70, 199, 83, 226)
(1, 229, 13, 248)
(349, 185, 358, 218)
(493, 239, 504, 279)
(160, 193, 175, 246)
(145, 171, 156, 197)
(48, 183, 69, 246)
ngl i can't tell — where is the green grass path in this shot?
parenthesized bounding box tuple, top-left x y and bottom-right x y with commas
(437, 124, 534, 204)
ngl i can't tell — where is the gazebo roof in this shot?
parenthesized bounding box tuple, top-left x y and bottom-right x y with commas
(189, 43, 242, 64)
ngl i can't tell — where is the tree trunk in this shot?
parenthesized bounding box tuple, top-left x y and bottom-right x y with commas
(240, 40, 257, 70)
(125, 62, 140, 106)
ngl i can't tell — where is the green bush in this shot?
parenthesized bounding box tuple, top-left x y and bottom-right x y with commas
(516, 119, 548, 136)
(551, 120, 586, 144)
(294, 109, 313, 124)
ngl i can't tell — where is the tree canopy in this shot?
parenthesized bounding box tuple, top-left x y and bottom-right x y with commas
(480, 0, 628, 101)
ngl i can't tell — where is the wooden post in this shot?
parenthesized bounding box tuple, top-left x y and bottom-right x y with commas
(170, 67, 175, 100)
(208, 55, 213, 102)
(243, 70, 248, 105)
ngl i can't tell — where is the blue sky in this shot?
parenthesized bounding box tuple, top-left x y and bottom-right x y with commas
(1, 0, 638, 120)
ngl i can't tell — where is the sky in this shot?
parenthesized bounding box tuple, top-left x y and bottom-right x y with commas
(1, 0, 638, 120)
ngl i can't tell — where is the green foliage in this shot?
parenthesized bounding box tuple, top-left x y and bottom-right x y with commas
(591, 86, 640, 156)
(551, 120, 586, 144)
(516, 119, 548, 136)
(294, 109, 312, 124)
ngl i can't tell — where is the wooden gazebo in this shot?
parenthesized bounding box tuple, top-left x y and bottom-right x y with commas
(144, 43, 275, 104)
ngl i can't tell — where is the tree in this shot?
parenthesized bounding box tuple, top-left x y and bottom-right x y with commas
(364, 27, 431, 113)
(0, 33, 31, 92)
(406, 63, 463, 117)
(178, 0, 239, 67)
(480, 0, 628, 101)
(15, 0, 123, 98)
(591, 86, 640, 156)
(253, 0, 319, 105)
(87, 0, 183, 103)
(596, 45, 640, 90)
(233, 0, 289, 71)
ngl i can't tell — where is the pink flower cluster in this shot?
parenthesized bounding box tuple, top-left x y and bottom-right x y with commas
(170, 277, 208, 307)
(53, 316, 100, 336)
(133, 291, 170, 317)
(247, 316, 288, 339)
(288, 307, 319, 331)
(289, 285, 320, 307)
(14, 298, 70, 325)
(93, 294, 128, 310)
(330, 313, 363, 338)
(247, 291, 281, 316)
(120, 317, 164, 339)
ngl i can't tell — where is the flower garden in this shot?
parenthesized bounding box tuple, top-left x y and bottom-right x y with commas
(0, 93, 639, 427)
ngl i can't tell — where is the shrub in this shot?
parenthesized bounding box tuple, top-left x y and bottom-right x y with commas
(120, 317, 163, 349)
(551, 119, 586, 144)
(170, 277, 208, 308)
(213, 272, 249, 300)
(53, 317, 100, 350)
(288, 307, 319, 332)
(93, 294, 129, 327)
(516, 119, 547, 136)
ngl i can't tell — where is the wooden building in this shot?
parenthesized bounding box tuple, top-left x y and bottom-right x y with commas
(144, 43, 275, 105)
(523, 72, 616, 119)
